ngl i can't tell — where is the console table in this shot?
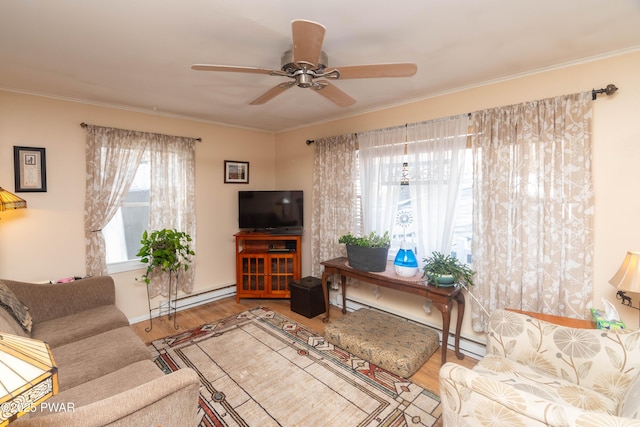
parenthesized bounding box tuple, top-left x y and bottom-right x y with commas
(320, 257, 465, 364)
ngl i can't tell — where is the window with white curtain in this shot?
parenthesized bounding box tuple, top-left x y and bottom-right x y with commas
(354, 145, 473, 264)
(103, 151, 150, 273)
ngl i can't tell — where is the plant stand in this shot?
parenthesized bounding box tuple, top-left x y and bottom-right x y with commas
(144, 270, 180, 332)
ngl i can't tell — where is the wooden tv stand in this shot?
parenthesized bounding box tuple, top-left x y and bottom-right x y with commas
(234, 232, 301, 302)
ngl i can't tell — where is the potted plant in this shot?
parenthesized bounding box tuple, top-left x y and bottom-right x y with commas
(338, 231, 390, 272)
(422, 251, 475, 287)
(137, 228, 195, 284)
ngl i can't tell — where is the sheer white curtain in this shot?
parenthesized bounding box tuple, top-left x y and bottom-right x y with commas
(406, 115, 469, 262)
(84, 126, 147, 276)
(310, 134, 357, 277)
(358, 127, 406, 237)
(147, 135, 197, 297)
(84, 125, 197, 297)
(470, 92, 594, 331)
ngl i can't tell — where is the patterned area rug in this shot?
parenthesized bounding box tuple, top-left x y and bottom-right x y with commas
(149, 307, 441, 426)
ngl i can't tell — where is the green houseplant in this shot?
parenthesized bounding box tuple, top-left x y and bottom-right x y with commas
(137, 228, 195, 284)
(338, 231, 391, 272)
(422, 251, 475, 287)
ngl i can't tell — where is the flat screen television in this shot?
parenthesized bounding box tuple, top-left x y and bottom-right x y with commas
(238, 190, 303, 232)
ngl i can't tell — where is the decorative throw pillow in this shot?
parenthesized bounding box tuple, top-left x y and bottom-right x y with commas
(0, 281, 32, 334)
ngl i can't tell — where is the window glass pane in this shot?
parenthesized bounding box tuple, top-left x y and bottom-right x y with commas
(356, 148, 473, 265)
(450, 149, 473, 264)
(104, 153, 150, 265)
(391, 183, 415, 257)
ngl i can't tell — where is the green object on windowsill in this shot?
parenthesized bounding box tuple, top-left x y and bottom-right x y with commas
(338, 231, 390, 248)
(338, 231, 390, 272)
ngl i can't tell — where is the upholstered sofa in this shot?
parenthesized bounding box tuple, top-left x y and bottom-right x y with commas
(0, 276, 200, 426)
(440, 309, 640, 426)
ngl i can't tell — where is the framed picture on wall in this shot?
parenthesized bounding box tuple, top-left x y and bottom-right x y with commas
(14, 146, 47, 192)
(224, 160, 249, 184)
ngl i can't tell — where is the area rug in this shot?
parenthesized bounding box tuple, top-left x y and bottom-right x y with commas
(149, 306, 441, 426)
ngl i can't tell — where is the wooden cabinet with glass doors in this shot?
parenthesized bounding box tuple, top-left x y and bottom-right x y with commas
(235, 232, 301, 302)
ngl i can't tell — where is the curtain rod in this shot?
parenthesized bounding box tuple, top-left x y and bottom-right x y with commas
(80, 122, 202, 142)
(306, 84, 619, 145)
(591, 83, 618, 100)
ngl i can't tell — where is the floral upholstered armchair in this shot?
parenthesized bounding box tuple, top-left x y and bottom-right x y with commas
(440, 309, 640, 426)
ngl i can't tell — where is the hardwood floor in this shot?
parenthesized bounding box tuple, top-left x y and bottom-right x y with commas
(131, 297, 478, 426)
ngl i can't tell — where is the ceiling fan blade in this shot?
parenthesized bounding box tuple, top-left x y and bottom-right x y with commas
(312, 81, 356, 107)
(191, 64, 277, 75)
(250, 82, 295, 105)
(333, 63, 417, 79)
(291, 19, 326, 66)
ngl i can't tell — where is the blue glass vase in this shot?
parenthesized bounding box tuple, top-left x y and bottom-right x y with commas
(394, 241, 419, 277)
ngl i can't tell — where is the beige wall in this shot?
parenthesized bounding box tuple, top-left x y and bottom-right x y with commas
(275, 50, 640, 343)
(0, 91, 276, 320)
(2, 50, 639, 338)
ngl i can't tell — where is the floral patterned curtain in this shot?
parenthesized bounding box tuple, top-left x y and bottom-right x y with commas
(84, 125, 197, 298)
(147, 135, 196, 297)
(310, 134, 357, 278)
(84, 125, 148, 276)
(470, 92, 594, 332)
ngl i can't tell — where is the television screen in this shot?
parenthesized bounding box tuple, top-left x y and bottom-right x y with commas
(238, 190, 303, 231)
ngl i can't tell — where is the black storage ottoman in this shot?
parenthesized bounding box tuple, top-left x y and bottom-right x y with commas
(290, 276, 326, 318)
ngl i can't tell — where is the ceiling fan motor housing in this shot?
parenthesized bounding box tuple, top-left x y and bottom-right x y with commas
(281, 49, 328, 73)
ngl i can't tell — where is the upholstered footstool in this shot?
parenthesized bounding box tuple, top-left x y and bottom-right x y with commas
(324, 308, 439, 378)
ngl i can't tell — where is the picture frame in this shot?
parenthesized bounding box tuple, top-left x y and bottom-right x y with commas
(224, 160, 249, 184)
(14, 146, 47, 192)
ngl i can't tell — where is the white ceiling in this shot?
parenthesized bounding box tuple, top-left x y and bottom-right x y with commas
(1, 0, 639, 133)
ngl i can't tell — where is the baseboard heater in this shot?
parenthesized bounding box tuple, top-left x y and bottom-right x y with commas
(131, 285, 487, 359)
(128, 284, 236, 324)
(158, 284, 236, 315)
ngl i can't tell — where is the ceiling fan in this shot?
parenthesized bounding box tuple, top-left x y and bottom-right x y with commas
(191, 19, 417, 107)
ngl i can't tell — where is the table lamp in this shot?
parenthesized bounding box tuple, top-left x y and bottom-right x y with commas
(0, 187, 27, 211)
(0, 333, 58, 426)
(608, 251, 640, 326)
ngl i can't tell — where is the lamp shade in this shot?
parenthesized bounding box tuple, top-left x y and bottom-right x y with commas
(0, 187, 27, 211)
(609, 251, 640, 294)
(0, 334, 58, 426)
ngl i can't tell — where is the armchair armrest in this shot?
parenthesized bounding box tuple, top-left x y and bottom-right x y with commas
(13, 369, 201, 427)
(618, 372, 640, 419)
(3, 276, 116, 323)
(440, 362, 640, 426)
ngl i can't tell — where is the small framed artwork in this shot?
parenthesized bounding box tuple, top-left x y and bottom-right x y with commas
(224, 160, 249, 184)
(14, 146, 47, 192)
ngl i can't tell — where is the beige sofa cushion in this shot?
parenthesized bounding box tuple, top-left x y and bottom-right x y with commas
(32, 305, 129, 348)
(29, 360, 164, 416)
(52, 326, 151, 391)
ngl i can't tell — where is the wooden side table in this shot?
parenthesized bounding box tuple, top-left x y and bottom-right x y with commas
(506, 309, 595, 329)
(320, 256, 465, 365)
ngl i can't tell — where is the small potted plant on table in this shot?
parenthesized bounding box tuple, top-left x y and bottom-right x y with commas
(338, 231, 391, 272)
(422, 251, 475, 287)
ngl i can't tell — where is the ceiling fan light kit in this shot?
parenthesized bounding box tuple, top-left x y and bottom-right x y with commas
(192, 19, 417, 107)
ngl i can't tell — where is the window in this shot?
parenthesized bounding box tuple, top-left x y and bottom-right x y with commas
(450, 149, 473, 264)
(355, 148, 473, 265)
(103, 152, 150, 273)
